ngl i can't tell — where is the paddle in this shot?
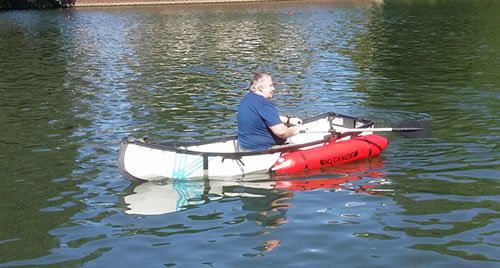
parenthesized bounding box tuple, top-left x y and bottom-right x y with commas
(300, 120, 431, 138)
(396, 120, 431, 138)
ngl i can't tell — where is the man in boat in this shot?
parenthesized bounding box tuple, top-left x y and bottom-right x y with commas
(237, 73, 302, 151)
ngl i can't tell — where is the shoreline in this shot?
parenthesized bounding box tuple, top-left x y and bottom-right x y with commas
(67, 0, 378, 8)
(71, 0, 266, 7)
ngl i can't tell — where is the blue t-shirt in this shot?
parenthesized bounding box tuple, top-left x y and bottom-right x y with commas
(237, 92, 286, 151)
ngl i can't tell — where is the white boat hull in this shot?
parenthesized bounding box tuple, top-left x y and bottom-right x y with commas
(118, 112, 375, 181)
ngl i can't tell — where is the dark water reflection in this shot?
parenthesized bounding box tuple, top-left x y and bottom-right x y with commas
(1, 1, 499, 266)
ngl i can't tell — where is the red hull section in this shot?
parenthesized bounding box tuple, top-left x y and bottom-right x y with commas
(271, 134, 388, 174)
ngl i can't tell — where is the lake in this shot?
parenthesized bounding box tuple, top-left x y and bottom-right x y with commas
(0, 1, 499, 267)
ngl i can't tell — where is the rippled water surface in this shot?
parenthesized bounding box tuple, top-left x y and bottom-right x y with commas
(1, 1, 499, 267)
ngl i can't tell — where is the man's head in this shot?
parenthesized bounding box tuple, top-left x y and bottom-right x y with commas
(250, 73, 274, 99)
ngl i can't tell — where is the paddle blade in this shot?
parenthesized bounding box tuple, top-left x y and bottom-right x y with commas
(397, 120, 432, 138)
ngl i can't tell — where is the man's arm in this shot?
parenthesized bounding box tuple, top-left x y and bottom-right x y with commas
(269, 124, 300, 139)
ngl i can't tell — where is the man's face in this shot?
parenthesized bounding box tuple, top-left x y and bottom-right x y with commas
(261, 77, 274, 99)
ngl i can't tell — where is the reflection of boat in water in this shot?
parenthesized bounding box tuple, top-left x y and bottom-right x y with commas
(122, 158, 389, 215)
(123, 178, 277, 215)
(123, 180, 213, 215)
(274, 158, 388, 194)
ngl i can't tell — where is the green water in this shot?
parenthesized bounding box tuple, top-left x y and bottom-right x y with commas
(0, 1, 499, 266)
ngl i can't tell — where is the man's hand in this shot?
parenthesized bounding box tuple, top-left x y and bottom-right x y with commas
(288, 117, 303, 126)
(289, 126, 301, 136)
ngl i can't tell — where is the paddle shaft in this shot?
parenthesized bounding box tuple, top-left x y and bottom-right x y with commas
(300, 127, 423, 134)
(298, 120, 431, 138)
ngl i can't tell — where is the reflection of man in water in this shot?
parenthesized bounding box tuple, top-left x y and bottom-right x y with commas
(259, 239, 281, 252)
(125, 181, 293, 254)
(234, 187, 294, 229)
(228, 187, 293, 255)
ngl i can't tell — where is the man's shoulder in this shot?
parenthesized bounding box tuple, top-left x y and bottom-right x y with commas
(244, 92, 259, 100)
(241, 92, 262, 105)
(247, 92, 273, 104)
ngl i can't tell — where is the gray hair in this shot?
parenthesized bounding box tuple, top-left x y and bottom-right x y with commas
(249, 73, 271, 92)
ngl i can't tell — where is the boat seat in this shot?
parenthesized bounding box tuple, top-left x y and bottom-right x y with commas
(342, 117, 356, 128)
